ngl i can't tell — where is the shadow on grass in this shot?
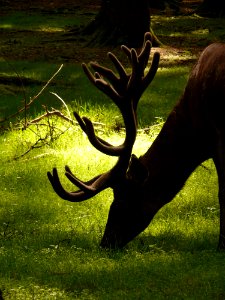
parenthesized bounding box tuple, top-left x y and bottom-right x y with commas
(0, 168, 223, 299)
(153, 15, 225, 49)
(0, 225, 224, 299)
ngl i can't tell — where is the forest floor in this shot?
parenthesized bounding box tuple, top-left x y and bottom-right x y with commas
(0, 0, 102, 63)
(0, 0, 214, 66)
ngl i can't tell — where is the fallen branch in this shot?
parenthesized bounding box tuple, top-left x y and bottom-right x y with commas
(0, 64, 64, 124)
(50, 92, 72, 119)
(28, 108, 106, 128)
(28, 109, 75, 125)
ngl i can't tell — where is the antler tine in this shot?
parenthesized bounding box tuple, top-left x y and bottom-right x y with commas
(138, 32, 153, 69)
(65, 165, 114, 192)
(73, 112, 112, 147)
(140, 32, 160, 90)
(73, 111, 125, 156)
(108, 52, 129, 84)
(76, 59, 138, 156)
(65, 165, 99, 192)
(47, 168, 93, 202)
(90, 52, 129, 96)
(82, 63, 121, 105)
(120, 35, 160, 110)
(142, 51, 160, 91)
(121, 32, 152, 67)
(47, 167, 113, 202)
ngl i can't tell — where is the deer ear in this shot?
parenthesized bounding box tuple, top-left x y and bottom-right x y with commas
(126, 154, 149, 184)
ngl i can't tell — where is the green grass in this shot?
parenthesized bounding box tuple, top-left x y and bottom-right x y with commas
(0, 128, 223, 299)
(1, 8, 225, 300)
(0, 10, 90, 31)
(0, 60, 189, 129)
(153, 14, 225, 47)
(0, 126, 223, 299)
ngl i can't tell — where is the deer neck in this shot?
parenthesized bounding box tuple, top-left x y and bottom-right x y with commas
(139, 98, 212, 209)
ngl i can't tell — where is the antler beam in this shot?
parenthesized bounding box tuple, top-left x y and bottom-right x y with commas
(47, 32, 160, 202)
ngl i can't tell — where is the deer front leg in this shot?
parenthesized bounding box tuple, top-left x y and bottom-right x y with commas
(218, 178, 225, 250)
(213, 130, 225, 250)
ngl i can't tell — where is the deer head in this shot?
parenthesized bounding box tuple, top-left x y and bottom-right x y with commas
(48, 36, 225, 250)
(47, 33, 160, 248)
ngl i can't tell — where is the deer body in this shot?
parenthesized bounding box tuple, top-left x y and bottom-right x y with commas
(48, 36, 225, 250)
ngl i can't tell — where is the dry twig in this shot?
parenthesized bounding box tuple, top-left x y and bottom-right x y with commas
(0, 64, 64, 125)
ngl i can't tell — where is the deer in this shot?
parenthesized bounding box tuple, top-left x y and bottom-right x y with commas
(47, 32, 225, 250)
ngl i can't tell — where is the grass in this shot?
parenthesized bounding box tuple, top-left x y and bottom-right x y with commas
(1, 5, 225, 299)
(153, 14, 225, 48)
(0, 9, 91, 30)
(0, 60, 189, 130)
(0, 128, 223, 299)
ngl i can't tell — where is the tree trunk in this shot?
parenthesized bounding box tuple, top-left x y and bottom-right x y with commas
(83, 0, 160, 47)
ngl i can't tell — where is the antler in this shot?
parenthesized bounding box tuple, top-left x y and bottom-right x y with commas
(47, 32, 160, 202)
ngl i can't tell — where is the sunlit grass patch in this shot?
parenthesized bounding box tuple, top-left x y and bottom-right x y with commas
(0, 11, 87, 32)
(152, 14, 225, 48)
(0, 102, 223, 299)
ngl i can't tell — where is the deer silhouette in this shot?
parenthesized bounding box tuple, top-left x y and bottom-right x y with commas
(48, 33, 225, 249)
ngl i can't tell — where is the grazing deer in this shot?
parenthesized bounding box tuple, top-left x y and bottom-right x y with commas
(48, 33, 225, 250)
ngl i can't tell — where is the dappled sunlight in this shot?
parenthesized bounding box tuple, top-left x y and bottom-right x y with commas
(0, 23, 64, 33)
(152, 14, 225, 51)
(0, 24, 13, 29)
(38, 26, 65, 33)
(151, 46, 197, 68)
(1, 4, 225, 299)
(191, 28, 209, 36)
(0, 10, 85, 33)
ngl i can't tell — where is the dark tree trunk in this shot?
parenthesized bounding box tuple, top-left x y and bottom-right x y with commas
(84, 0, 160, 47)
(197, 0, 225, 17)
